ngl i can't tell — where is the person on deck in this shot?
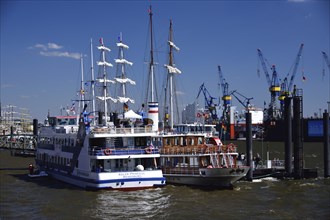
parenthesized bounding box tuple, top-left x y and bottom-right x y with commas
(28, 164, 34, 175)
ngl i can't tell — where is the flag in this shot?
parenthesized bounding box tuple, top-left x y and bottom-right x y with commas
(302, 76, 306, 81)
(70, 102, 75, 112)
(99, 38, 103, 45)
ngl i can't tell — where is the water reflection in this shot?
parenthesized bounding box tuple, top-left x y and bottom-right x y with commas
(85, 188, 170, 219)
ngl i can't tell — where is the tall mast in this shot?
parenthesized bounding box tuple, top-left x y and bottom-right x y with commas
(80, 54, 85, 109)
(164, 19, 181, 129)
(96, 38, 116, 126)
(147, 5, 157, 103)
(114, 33, 134, 114)
(90, 38, 96, 125)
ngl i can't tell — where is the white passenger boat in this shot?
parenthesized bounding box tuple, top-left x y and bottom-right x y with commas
(35, 37, 165, 190)
(35, 116, 165, 190)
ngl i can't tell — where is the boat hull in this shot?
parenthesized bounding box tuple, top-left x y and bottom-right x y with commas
(163, 167, 249, 188)
(44, 169, 166, 190)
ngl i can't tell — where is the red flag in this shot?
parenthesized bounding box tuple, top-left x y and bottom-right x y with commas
(99, 38, 103, 45)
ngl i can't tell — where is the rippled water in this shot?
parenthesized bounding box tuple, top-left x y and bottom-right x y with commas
(1, 144, 330, 220)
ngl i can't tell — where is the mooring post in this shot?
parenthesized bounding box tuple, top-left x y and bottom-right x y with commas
(33, 119, 38, 136)
(284, 97, 292, 176)
(293, 90, 304, 179)
(324, 110, 330, 178)
(246, 112, 253, 181)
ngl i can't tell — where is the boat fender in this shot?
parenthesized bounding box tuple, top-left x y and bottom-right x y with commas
(104, 148, 111, 155)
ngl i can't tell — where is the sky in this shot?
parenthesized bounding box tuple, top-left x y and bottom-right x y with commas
(1, 0, 329, 122)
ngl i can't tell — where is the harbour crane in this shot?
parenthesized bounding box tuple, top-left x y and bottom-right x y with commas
(230, 90, 253, 110)
(257, 48, 281, 120)
(278, 43, 304, 111)
(217, 65, 231, 125)
(196, 83, 218, 124)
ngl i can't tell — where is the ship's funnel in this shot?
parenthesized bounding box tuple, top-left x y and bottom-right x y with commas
(148, 102, 159, 132)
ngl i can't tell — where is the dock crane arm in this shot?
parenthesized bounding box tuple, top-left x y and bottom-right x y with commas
(322, 51, 330, 71)
(218, 65, 226, 96)
(230, 90, 253, 109)
(287, 43, 304, 92)
(257, 48, 271, 86)
(196, 83, 218, 120)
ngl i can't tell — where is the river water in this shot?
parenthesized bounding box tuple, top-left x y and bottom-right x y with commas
(1, 141, 330, 220)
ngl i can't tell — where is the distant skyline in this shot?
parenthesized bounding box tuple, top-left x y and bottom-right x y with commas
(1, 0, 329, 122)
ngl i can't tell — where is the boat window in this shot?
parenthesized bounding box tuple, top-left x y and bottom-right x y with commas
(174, 137, 179, 145)
(135, 137, 147, 147)
(198, 137, 203, 144)
(127, 137, 134, 147)
(69, 118, 76, 125)
(165, 138, 170, 146)
(90, 138, 106, 147)
(151, 137, 162, 147)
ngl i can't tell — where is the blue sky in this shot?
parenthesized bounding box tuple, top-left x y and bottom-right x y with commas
(1, 0, 329, 122)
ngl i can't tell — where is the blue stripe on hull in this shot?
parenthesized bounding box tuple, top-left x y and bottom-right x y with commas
(46, 170, 166, 189)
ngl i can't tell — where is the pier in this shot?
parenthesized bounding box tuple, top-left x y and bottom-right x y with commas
(0, 134, 36, 157)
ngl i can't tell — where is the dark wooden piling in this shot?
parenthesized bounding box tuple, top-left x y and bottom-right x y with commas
(324, 110, 330, 178)
(246, 112, 253, 181)
(284, 97, 292, 176)
(33, 119, 38, 136)
(293, 91, 304, 179)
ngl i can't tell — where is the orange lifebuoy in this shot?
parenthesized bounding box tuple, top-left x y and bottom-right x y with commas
(145, 147, 152, 154)
(104, 148, 111, 155)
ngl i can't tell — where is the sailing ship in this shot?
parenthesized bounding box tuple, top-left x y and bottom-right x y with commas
(145, 6, 249, 188)
(35, 38, 166, 190)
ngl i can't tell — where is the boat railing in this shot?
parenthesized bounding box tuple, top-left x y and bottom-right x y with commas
(93, 167, 159, 173)
(160, 144, 237, 155)
(90, 147, 159, 156)
(91, 126, 153, 135)
(162, 167, 200, 175)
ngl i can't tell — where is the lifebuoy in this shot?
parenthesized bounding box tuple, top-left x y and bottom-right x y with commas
(145, 147, 152, 154)
(104, 148, 111, 155)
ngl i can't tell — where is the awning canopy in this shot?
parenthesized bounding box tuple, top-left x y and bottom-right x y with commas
(124, 110, 142, 119)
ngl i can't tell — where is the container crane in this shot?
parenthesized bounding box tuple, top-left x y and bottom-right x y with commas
(230, 90, 253, 110)
(257, 48, 281, 120)
(217, 65, 231, 124)
(278, 43, 304, 110)
(196, 83, 218, 124)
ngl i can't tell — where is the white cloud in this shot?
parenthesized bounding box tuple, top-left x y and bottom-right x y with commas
(30, 42, 64, 51)
(29, 42, 80, 60)
(40, 51, 80, 60)
(288, 0, 307, 3)
(47, 43, 63, 50)
(33, 43, 48, 51)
